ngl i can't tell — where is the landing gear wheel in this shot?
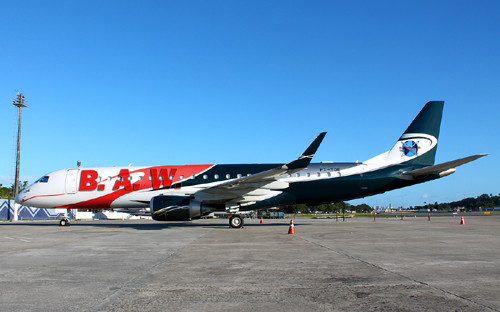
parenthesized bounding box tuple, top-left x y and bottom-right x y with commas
(229, 215, 244, 228)
(59, 218, 70, 227)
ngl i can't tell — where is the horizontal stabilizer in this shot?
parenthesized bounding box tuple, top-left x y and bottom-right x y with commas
(404, 154, 487, 177)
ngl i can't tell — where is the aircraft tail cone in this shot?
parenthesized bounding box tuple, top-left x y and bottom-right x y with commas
(260, 218, 263, 224)
(288, 219, 295, 234)
(460, 216, 465, 225)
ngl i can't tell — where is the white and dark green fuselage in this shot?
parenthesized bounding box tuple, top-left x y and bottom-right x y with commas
(16, 101, 486, 227)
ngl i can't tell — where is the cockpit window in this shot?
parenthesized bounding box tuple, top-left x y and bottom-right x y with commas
(36, 176, 50, 183)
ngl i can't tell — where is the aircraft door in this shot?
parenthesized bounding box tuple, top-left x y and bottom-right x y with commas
(65, 169, 79, 194)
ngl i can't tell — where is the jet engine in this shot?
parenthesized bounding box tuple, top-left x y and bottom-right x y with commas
(150, 196, 215, 221)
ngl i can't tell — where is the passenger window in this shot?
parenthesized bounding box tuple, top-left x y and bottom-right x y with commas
(180, 175, 184, 180)
(169, 175, 174, 180)
(203, 175, 208, 179)
(226, 174, 230, 179)
(214, 174, 219, 179)
(237, 174, 242, 178)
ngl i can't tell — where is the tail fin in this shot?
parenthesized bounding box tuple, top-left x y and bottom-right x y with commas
(366, 101, 444, 166)
(402, 101, 444, 141)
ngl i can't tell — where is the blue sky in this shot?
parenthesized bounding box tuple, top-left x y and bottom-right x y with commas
(1, 1, 498, 207)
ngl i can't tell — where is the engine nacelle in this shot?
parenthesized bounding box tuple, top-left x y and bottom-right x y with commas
(150, 196, 215, 221)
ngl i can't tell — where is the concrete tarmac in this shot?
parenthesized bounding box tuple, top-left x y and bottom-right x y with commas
(1, 215, 499, 312)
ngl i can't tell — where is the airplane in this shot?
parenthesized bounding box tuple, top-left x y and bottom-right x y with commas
(16, 101, 486, 227)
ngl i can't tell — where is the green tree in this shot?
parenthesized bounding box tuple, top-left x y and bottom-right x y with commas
(353, 203, 372, 213)
(0, 181, 28, 199)
(0, 184, 12, 198)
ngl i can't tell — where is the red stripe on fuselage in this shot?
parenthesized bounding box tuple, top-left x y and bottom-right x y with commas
(21, 193, 65, 204)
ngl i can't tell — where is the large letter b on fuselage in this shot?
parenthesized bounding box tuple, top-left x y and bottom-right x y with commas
(79, 170, 98, 191)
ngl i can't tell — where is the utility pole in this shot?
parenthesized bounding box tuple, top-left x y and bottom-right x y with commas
(13, 92, 27, 201)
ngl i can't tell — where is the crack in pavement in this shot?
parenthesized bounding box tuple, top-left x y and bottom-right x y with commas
(298, 235, 498, 312)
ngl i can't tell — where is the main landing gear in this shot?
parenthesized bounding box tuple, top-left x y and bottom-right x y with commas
(229, 215, 244, 228)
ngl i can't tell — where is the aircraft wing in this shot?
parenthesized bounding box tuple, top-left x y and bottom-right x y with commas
(194, 132, 326, 203)
(403, 154, 487, 177)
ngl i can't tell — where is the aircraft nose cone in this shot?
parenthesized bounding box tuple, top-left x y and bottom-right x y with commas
(15, 194, 22, 205)
(15, 189, 28, 205)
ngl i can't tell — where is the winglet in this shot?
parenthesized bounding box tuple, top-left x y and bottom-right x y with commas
(283, 132, 327, 170)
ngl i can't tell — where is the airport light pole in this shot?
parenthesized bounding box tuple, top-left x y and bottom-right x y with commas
(13, 92, 27, 202)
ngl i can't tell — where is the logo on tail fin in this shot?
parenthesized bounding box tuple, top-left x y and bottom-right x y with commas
(400, 140, 420, 157)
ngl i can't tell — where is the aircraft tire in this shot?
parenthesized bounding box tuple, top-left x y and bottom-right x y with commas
(59, 219, 70, 227)
(229, 215, 244, 228)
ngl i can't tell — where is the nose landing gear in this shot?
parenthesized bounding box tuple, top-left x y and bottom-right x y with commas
(59, 209, 71, 226)
(59, 218, 70, 226)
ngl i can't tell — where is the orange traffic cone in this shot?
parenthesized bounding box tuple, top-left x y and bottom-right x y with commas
(288, 219, 295, 234)
(460, 216, 465, 225)
(260, 218, 263, 224)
